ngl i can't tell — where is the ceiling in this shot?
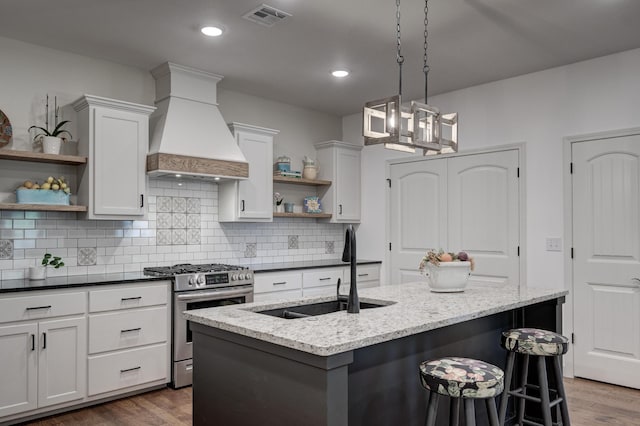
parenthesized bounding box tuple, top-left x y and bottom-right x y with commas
(1, 0, 639, 116)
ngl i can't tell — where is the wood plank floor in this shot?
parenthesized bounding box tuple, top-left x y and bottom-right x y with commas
(23, 378, 640, 425)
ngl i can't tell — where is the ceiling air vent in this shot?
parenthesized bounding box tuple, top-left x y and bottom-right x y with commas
(242, 4, 291, 27)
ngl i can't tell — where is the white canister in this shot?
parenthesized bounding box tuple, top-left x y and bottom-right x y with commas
(29, 266, 47, 280)
(302, 165, 318, 180)
(42, 136, 62, 155)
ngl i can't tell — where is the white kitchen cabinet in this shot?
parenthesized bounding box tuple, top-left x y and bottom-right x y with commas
(342, 264, 381, 291)
(314, 141, 362, 223)
(0, 291, 87, 418)
(87, 282, 170, 397)
(73, 95, 155, 220)
(254, 271, 303, 302)
(302, 267, 343, 297)
(219, 123, 279, 222)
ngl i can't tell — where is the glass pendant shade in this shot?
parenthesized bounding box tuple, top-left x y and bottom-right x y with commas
(439, 113, 458, 154)
(411, 101, 441, 155)
(363, 95, 416, 153)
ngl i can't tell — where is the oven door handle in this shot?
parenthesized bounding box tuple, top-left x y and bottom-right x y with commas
(176, 288, 252, 302)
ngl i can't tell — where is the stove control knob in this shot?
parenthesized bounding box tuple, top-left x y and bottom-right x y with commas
(239, 273, 246, 280)
(232, 273, 239, 281)
(188, 276, 197, 286)
(197, 275, 206, 286)
(245, 272, 252, 280)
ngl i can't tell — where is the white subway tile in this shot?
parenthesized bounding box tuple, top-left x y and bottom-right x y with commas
(14, 240, 35, 249)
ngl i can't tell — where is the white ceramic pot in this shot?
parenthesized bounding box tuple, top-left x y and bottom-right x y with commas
(29, 266, 47, 280)
(42, 136, 62, 155)
(424, 261, 471, 292)
(275, 204, 284, 213)
(302, 165, 318, 180)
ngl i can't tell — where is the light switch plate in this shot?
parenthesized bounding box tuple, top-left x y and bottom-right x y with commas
(546, 237, 562, 252)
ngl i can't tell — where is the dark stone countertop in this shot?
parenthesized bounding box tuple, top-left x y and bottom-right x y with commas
(0, 272, 168, 294)
(252, 259, 381, 273)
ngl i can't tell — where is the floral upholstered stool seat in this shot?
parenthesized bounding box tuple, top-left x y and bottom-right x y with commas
(498, 328, 571, 426)
(419, 357, 504, 426)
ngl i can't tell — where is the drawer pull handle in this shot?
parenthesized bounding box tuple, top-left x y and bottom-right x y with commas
(186, 364, 193, 372)
(120, 366, 141, 373)
(319, 277, 331, 281)
(121, 327, 142, 333)
(121, 296, 142, 301)
(358, 273, 369, 277)
(273, 281, 287, 285)
(26, 305, 52, 311)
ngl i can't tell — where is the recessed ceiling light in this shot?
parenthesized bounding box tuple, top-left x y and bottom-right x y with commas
(201, 26, 223, 37)
(332, 70, 350, 78)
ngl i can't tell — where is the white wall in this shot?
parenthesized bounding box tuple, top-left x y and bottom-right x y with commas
(343, 48, 640, 288)
(0, 36, 346, 279)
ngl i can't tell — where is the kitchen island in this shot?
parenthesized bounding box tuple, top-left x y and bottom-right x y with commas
(185, 282, 567, 426)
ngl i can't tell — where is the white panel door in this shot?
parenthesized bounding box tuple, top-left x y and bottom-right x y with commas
(237, 131, 273, 219)
(448, 150, 520, 286)
(0, 323, 37, 417)
(93, 107, 146, 216)
(38, 317, 87, 407)
(389, 159, 448, 284)
(572, 134, 640, 388)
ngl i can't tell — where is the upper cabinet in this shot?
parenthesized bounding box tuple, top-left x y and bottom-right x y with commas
(73, 95, 155, 220)
(314, 141, 362, 223)
(218, 123, 279, 222)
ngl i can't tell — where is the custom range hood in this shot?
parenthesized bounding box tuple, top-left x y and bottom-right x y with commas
(147, 62, 248, 180)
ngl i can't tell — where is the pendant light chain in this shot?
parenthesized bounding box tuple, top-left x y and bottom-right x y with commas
(423, 0, 430, 103)
(396, 0, 404, 96)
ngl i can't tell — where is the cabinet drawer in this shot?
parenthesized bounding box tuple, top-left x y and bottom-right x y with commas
(88, 306, 168, 354)
(303, 286, 335, 298)
(88, 344, 167, 396)
(253, 289, 302, 303)
(302, 268, 343, 289)
(254, 272, 302, 294)
(0, 292, 86, 324)
(89, 283, 167, 312)
(344, 265, 380, 283)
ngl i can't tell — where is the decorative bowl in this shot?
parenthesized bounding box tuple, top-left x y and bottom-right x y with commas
(423, 261, 471, 292)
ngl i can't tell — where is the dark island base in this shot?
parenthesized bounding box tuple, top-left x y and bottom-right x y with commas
(192, 298, 563, 426)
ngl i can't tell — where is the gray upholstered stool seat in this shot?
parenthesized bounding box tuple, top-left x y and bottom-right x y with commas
(499, 328, 571, 426)
(419, 357, 504, 426)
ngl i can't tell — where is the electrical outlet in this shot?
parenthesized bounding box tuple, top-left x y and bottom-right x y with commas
(546, 237, 562, 252)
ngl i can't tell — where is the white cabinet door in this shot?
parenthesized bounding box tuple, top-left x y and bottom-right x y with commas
(389, 159, 448, 285)
(93, 107, 147, 216)
(448, 150, 520, 286)
(315, 141, 363, 223)
(572, 134, 640, 389)
(38, 317, 86, 408)
(219, 123, 278, 222)
(73, 95, 154, 220)
(0, 323, 37, 417)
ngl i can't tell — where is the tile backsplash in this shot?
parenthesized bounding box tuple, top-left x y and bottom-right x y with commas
(0, 178, 346, 280)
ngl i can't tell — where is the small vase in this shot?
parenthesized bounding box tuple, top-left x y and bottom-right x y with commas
(42, 136, 62, 155)
(29, 266, 47, 280)
(275, 204, 284, 213)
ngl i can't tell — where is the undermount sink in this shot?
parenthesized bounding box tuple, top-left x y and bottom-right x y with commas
(256, 300, 394, 319)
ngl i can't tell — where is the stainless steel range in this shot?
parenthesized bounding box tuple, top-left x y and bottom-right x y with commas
(143, 263, 254, 388)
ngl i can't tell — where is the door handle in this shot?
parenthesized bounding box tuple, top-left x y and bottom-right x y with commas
(241, 200, 245, 212)
(31, 334, 35, 351)
(339, 204, 343, 215)
(140, 194, 144, 208)
(42, 332, 47, 349)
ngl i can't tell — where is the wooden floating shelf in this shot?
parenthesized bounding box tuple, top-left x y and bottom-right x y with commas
(0, 203, 87, 212)
(0, 149, 87, 165)
(273, 212, 332, 219)
(273, 176, 331, 186)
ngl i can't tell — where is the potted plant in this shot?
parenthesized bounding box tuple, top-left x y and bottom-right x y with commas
(419, 250, 474, 292)
(29, 253, 65, 280)
(274, 192, 284, 213)
(29, 95, 72, 155)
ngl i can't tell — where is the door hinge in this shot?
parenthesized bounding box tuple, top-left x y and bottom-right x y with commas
(517, 246, 520, 256)
(389, 242, 392, 251)
(570, 162, 573, 174)
(387, 178, 391, 188)
(571, 333, 575, 344)
(517, 167, 520, 178)
(571, 247, 574, 259)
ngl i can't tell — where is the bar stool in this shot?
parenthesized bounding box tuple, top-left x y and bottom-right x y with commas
(419, 357, 504, 426)
(498, 328, 571, 426)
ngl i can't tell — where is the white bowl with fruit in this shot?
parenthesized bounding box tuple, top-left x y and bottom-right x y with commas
(419, 250, 474, 293)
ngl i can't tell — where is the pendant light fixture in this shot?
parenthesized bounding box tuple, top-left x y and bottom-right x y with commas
(363, 0, 459, 155)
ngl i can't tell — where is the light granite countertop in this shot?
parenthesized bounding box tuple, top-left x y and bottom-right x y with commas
(184, 281, 568, 357)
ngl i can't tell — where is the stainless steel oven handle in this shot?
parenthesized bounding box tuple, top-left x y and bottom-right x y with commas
(176, 288, 253, 302)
